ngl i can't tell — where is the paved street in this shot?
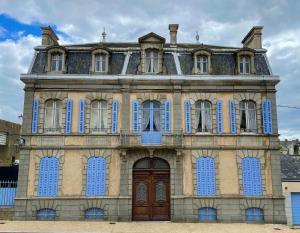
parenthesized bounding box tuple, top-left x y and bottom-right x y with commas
(0, 221, 299, 233)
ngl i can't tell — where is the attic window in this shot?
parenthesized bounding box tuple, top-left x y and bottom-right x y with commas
(240, 56, 250, 74)
(196, 55, 208, 74)
(145, 50, 159, 73)
(0, 132, 7, 146)
(51, 53, 63, 71)
(94, 54, 108, 73)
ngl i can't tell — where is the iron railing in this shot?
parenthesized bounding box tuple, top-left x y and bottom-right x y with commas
(0, 181, 17, 206)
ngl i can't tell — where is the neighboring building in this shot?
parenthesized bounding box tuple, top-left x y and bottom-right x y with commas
(281, 140, 300, 156)
(0, 119, 21, 166)
(15, 24, 286, 223)
(281, 154, 300, 226)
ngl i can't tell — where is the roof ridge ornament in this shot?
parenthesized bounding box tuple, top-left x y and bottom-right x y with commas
(196, 31, 199, 43)
(102, 28, 106, 42)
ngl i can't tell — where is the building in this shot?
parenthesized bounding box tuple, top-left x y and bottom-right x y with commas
(281, 140, 300, 156)
(281, 154, 300, 226)
(0, 119, 21, 166)
(15, 24, 286, 222)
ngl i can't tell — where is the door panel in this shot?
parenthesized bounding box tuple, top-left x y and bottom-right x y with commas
(292, 192, 300, 225)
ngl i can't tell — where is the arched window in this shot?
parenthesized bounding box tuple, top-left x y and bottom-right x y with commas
(239, 55, 250, 74)
(36, 208, 56, 220)
(51, 53, 63, 71)
(198, 207, 217, 222)
(145, 50, 159, 73)
(142, 100, 161, 132)
(195, 100, 212, 133)
(86, 157, 106, 196)
(90, 100, 107, 133)
(242, 157, 262, 196)
(196, 55, 208, 73)
(85, 208, 104, 220)
(38, 157, 59, 197)
(245, 208, 264, 222)
(94, 53, 108, 73)
(240, 100, 256, 133)
(196, 157, 216, 196)
(44, 99, 62, 133)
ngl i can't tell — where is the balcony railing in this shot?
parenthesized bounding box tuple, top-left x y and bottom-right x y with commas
(0, 181, 17, 206)
(120, 130, 183, 147)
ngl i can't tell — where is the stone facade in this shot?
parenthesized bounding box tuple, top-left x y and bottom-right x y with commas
(15, 25, 286, 223)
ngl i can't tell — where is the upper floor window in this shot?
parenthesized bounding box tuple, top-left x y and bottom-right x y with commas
(196, 55, 208, 73)
(239, 56, 250, 74)
(142, 100, 161, 131)
(195, 100, 212, 133)
(94, 54, 108, 73)
(51, 53, 63, 71)
(44, 99, 62, 133)
(240, 100, 256, 133)
(145, 50, 159, 73)
(90, 100, 107, 133)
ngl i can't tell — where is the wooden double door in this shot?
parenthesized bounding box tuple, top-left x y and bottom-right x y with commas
(132, 157, 170, 221)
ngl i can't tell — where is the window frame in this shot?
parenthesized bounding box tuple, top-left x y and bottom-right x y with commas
(144, 49, 159, 74)
(239, 100, 257, 133)
(36, 208, 56, 220)
(193, 49, 211, 74)
(239, 55, 250, 74)
(84, 208, 105, 220)
(236, 49, 255, 75)
(46, 47, 66, 73)
(195, 100, 212, 133)
(91, 48, 109, 74)
(90, 100, 108, 133)
(198, 207, 217, 222)
(141, 100, 162, 132)
(196, 55, 208, 74)
(44, 99, 63, 133)
(245, 208, 264, 222)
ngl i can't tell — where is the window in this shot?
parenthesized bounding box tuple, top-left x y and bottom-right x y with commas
(142, 100, 161, 132)
(85, 208, 104, 220)
(242, 157, 262, 196)
(196, 157, 216, 196)
(36, 208, 56, 220)
(94, 54, 107, 72)
(245, 208, 264, 222)
(86, 157, 106, 196)
(145, 50, 159, 73)
(44, 99, 62, 133)
(195, 100, 212, 133)
(37, 157, 59, 197)
(90, 100, 107, 133)
(240, 100, 256, 133)
(198, 208, 217, 222)
(239, 56, 250, 74)
(196, 55, 208, 73)
(51, 53, 63, 71)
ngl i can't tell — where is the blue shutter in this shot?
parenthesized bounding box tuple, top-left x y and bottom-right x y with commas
(185, 100, 191, 134)
(242, 157, 262, 196)
(262, 99, 273, 134)
(38, 157, 59, 197)
(245, 208, 264, 222)
(36, 208, 56, 220)
(65, 99, 73, 134)
(198, 208, 217, 222)
(164, 100, 171, 132)
(132, 100, 139, 133)
(85, 208, 104, 220)
(86, 157, 106, 196)
(217, 100, 223, 134)
(111, 99, 119, 133)
(196, 157, 216, 196)
(32, 98, 39, 134)
(229, 100, 237, 134)
(79, 99, 85, 134)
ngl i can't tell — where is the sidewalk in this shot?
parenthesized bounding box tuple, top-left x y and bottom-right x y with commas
(0, 221, 299, 233)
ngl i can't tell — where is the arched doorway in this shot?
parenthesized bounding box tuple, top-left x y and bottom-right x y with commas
(132, 157, 170, 221)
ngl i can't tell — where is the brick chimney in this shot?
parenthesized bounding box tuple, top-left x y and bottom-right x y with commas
(41, 26, 59, 46)
(169, 24, 179, 44)
(241, 26, 263, 49)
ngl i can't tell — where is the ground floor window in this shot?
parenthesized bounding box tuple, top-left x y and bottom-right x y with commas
(245, 208, 264, 222)
(198, 207, 217, 222)
(84, 208, 104, 220)
(36, 208, 56, 220)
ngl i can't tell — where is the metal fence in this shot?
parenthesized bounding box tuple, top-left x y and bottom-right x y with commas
(0, 181, 17, 206)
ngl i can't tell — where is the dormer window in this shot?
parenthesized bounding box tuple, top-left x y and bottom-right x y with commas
(196, 55, 208, 74)
(145, 50, 159, 73)
(239, 56, 250, 74)
(51, 53, 63, 72)
(95, 54, 107, 73)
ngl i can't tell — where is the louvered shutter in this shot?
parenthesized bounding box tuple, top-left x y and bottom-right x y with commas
(184, 100, 191, 134)
(86, 157, 106, 196)
(242, 157, 262, 196)
(111, 99, 119, 133)
(229, 100, 237, 134)
(217, 100, 223, 134)
(38, 157, 59, 197)
(132, 100, 139, 133)
(196, 157, 216, 196)
(65, 99, 73, 134)
(262, 99, 272, 134)
(32, 98, 39, 134)
(164, 100, 171, 132)
(79, 99, 85, 134)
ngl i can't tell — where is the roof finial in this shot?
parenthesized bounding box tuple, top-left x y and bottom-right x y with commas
(102, 27, 106, 42)
(196, 31, 199, 43)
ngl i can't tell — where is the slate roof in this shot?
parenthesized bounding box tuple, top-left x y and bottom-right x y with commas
(281, 154, 300, 181)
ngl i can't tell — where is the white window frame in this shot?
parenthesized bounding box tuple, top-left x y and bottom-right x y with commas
(145, 50, 159, 73)
(195, 100, 212, 133)
(240, 56, 250, 74)
(94, 54, 108, 73)
(44, 100, 62, 133)
(239, 101, 257, 133)
(51, 53, 63, 72)
(90, 100, 108, 133)
(196, 55, 208, 74)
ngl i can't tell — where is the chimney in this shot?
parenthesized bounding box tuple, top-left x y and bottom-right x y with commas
(41, 26, 59, 46)
(169, 24, 179, 44)
(241, 26, 263, 49)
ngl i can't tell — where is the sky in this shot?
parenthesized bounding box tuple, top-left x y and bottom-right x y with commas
(0, 0, 299, 139)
